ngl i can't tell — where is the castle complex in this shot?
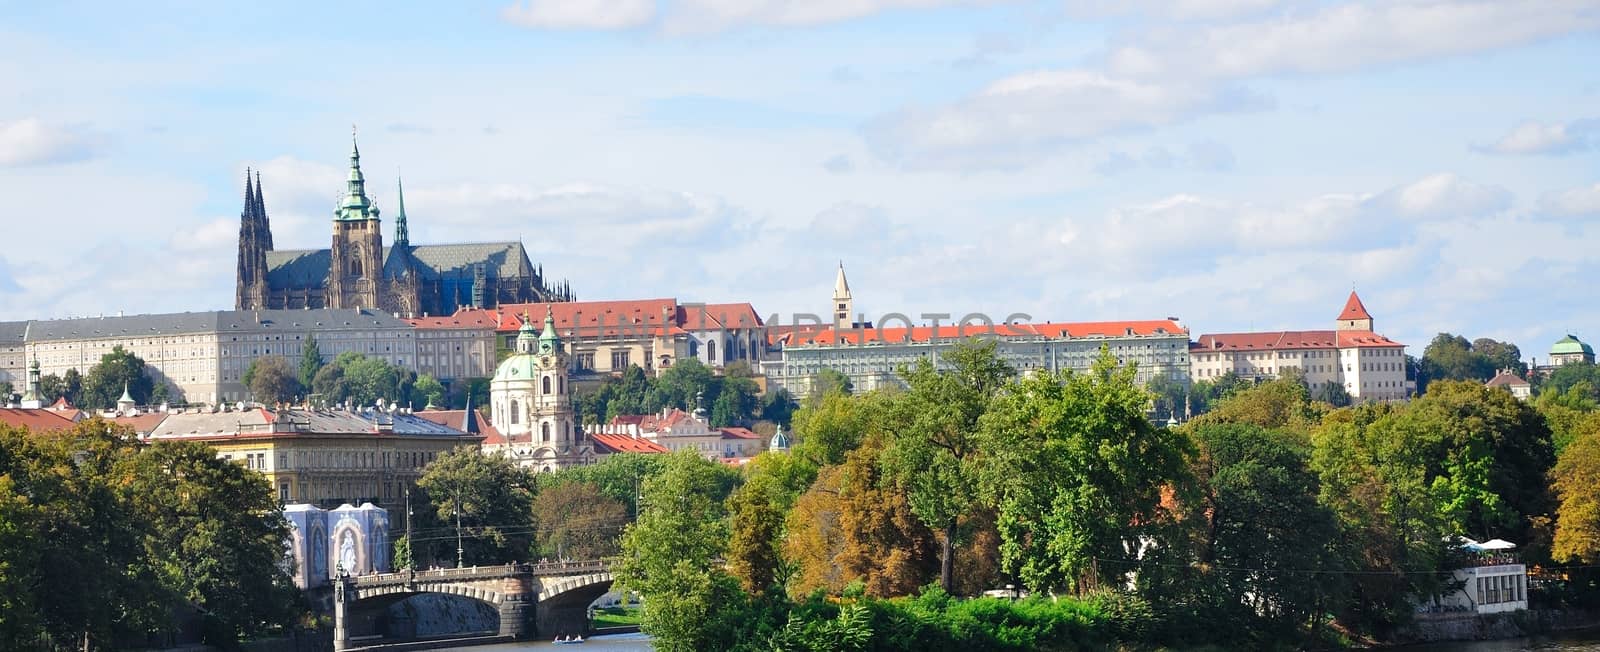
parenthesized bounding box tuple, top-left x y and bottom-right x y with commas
(235, 132, 572, 317)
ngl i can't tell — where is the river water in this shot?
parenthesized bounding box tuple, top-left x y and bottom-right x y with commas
(434, 632, 653, 651)
(433, 629, 1600, 651)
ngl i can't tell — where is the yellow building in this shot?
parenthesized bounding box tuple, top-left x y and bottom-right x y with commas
(142, 406, 480, 510)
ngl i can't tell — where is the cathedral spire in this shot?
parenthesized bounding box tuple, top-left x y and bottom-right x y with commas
(337, 126, 374, 220)
(255, 170, 272, 250)
(394, 174, 410, 247)
(243, 168, 257, 218)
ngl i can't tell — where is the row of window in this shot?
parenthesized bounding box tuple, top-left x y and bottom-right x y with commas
(1477, 574, 1525, 605)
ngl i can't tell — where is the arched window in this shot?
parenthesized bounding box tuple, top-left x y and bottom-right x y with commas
(541, 422, 551, 443)
(707, 339, 717, 362)
(509, 400, 519, 425)
(542, 376, 551, 395)
(559, 377, 565, 394)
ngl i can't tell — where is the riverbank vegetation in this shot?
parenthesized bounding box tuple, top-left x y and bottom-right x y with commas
(614, 340, 1600, 651)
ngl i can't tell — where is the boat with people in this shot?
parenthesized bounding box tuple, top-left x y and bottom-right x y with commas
(553, 634, 586, 645)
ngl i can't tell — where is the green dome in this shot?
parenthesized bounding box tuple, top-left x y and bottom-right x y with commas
(493, 352, 541, 382)
(1552, 335, 1594, 357)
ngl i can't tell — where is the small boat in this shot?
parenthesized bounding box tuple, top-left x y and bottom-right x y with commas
(553, 636, 586, 645)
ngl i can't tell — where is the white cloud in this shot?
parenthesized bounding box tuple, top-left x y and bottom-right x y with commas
(1369, 172, 1512, 220)
(501, 0, 657, 30)
(500, 0, 996, 33)
(863, 71, 1263, 169)
(1474, 118, 1597, 156)
(1095, 141, 1236, 175)
(0, 118, 101, 167)
(1066, 0, 1283, 21)
(1540, 183, 1600, 217)
(1107, 0, 1600, 81)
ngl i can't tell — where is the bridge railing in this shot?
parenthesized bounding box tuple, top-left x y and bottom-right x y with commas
(350, 559, 614, 586)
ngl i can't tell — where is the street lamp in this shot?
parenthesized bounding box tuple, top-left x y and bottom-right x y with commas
(454, 492, 464, 568)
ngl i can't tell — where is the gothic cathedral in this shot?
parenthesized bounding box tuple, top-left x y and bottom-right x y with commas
(235, 131, 573, 316)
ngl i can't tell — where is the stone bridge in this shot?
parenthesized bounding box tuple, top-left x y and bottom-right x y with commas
(333, 560, 614, 651)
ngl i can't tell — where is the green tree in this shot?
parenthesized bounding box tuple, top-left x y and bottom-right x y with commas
(978, 347, 1190, 595)
(617, 452, 746, 652)
(81, 345, 155, 409)
(1195, 376, 1321, 431)
(656, 357, 716, 410)
(243, 355, 301, 404)
(298, 336, 324, 389)
(122, 440, 301, 643)
(545, 452, 669, 518)
(532, 481, 627, 560)
(311, 364, 348, 405)
(1551, 415, 1600, 563)
(412, 374, 446, 409)
(880, 339, 1013, 593)
(811, 368, 854, 400)
(62, 368, 83, 405)
(760, 387, 798, 426)
(415, 446, 537, 565)
(1541, 362, 1600, 406)
(1189, 423, 1346, 639)
(37, 372, 65, 403)
(711, 376, 760, 427)
(1418, 333, 1495, 391)
(453, 377, 491, 410)
(1473, 338, 1527, 376)
(1311, 379, 1353, 408)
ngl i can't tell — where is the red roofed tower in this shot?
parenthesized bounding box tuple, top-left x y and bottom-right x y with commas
(1336, 291, 1373, 332)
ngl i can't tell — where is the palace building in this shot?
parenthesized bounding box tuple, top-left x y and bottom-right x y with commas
(235, 132, 573, 316)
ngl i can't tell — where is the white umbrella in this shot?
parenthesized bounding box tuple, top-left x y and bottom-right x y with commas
(1479, 539, 1517, 551)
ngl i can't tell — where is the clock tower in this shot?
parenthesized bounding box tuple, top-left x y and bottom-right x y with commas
(490, 306, 589, 471)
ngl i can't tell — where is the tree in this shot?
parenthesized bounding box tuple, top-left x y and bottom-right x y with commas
(37, 372, 65, 403)
(1418, 333, 1495, 391)
(1541, 362, 1600, 406)
(1188, 423, 1346, 639)
(415, 446, 537, 565)
(243, 355, 300, 405)
(298, 336, 324, 389)
(978, 348, 1190, 595)
(1311, 380, 1352, 408)
(1551, 416, 1600, 563)
(412, 374, 446, 409)
(880, 339, 1013, 593)
(122, 440, 301, 643)
(532, 481, 627, 560)
(62, 368, 83, 405)
(1194, 377, 1321, 432)
(1473, 338, 1527, 376)
(656, 357, 716, 411)
(710, 376, 759, 427)
(545, 452, 670, 519)
(81, 345, 155, 409)
(617, 452, 746, 652)
(453, 377, 490, 410)
(1146, 373, 1188, 421)
(311, 364, 347, 405)
(760, 387, 797, 426)
(790, 390, 881, 468)
(811, 369, 854, 400)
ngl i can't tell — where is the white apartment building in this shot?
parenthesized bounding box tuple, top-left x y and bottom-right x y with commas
(404, 309, 497, 382)
(1189, 292, 1408, 401)
(11, 309, 416, 405)
(777, 319, 1192, 395)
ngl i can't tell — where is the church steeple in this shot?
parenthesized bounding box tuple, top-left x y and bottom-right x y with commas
(394, 175, 410, 247)
(236, 167, 272, 310)
(832, 261, 854, 330)
(255, 170, 272, 250)
(337, 127, 377, 221)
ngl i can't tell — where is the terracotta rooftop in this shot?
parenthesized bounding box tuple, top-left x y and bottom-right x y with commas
(677, 303, 764, 332)
(493, 299, 687, 338)
(1191, 329, 1404, 351)
(792, 319, 1187, 346)
(1486, 371, 1531, 388)
(404, 308, 500, 329)
(590, 433, 670, 454)
(718, 427, 761, 440)
(1338, 291, 1373, 321)
(0, 408, 77, 433)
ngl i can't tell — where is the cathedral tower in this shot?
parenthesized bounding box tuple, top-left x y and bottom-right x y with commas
(327, 130, 385, 310)
(235, 168, 273, 309)
(832, 261, 854, 330)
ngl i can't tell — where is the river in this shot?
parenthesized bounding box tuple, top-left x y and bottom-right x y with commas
(435, 629, 1600, 651)
(434, 632, 653, 651)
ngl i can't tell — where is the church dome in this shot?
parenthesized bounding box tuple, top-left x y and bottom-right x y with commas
(1552, 334, 1594, 357)
(769, 424, 792, 451)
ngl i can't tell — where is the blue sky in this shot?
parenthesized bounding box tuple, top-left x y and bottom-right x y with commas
(1, 0, 1598, 363)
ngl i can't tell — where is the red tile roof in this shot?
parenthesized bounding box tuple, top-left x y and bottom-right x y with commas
(1191, 329, 1404, 351)
(677, 303, 764, 332)
(795, 319, 1186, 346)
(404, 308, 500, 329)
(108, 413, 170, 435)
(1486, 371, 1531, 388)
(0, 408, 77, 433)
(590, 433, 670, 454)
(609, 408, 701, 432)
(415, 409, 503, 444)
(718, 427, 761, 440)
(1338, 291, 1373, 321)
(493, 299, 687, 338)
(766, 323, 829, 346)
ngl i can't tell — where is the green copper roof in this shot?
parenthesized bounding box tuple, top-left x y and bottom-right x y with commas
(538, 306, 561, 353)
(118, 382, 134, 404)
(336, 129, 378, 221)
(1552, 334, 1595, 356)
